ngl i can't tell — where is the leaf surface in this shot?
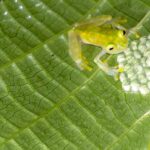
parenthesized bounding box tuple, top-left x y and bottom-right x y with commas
(0, 0, 150, 150)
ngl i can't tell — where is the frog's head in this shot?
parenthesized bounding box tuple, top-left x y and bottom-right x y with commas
(105, 29, 128, 54)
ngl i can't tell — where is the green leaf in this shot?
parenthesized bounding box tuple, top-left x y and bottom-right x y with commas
(0, 0, 150, 150)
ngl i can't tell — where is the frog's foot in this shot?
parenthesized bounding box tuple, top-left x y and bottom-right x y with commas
(106, 67, 123, 80)
(115, 18, 127, 25)
(94, 51, 125, 79)
(107, 68, 117, 76)
(113, 66, 124, 80)
(94, 58, 117, 76)
(76, 57, 92, 71)
(94, 51, 117, 76)
(116, 66, 124, 73)
(111, 18, 127, 30)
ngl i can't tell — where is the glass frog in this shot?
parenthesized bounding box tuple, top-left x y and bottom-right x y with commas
(68, 15, 130, 77)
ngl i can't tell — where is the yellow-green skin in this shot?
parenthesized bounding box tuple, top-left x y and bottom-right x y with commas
(75, 24, 128, 54)
(68, 15, 129, 73)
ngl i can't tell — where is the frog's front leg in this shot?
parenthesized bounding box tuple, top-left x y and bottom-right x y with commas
(94, 50, 118, 76)
(68, 30, 92, 71)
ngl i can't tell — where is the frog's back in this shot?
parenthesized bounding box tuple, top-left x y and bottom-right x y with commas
(75, 25, 116, 47)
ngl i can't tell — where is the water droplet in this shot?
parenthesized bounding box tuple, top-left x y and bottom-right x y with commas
(19, 5, 23, 10)
(87, 14, 92, 19)
(28, 54, 33, 60)
(60, 35, 67, 42)
(12, 63, 16, 68)
(44, 44, 49, 50)
(4, 11, 8, 16)
(35, 3, 42, 7)
(27, 15, 31, 19)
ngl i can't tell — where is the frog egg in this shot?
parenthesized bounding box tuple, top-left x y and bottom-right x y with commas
(131, 41, 137, 47)
(117, 34, 150, 95)
(135, 65, 143, 74)
(124, 48, 131, 56)
(133, 51, 142, 59)
(146, 75, 150, 80)
(148, 35, 150, 40)
(126, 69, 135, 79)
(148, 82, 150, 89)
(146, 41, 150, 47)
(145, 69, 150, 80)
(144, 51, 150, 57)
(137, 74, 147, 83)
(139, 85, 149, 95)
(122, 84, 131, 91)
(130, 82, 140, 92)
(140, 37, 146, 44)
(131, 42, 138, 50)
(146, 58, 150, 66)
(117, 54, 126, 63)
(120, 73, 127, 82)
(141, 58, 147, 67)
(132, 45, 137, 51)
(138, 44, 147, 52)
(123, 64, 130, 71)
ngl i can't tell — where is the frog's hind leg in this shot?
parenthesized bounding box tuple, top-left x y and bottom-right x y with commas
(111, 17, 127, 30)
(129, 11, 150, 37)
(68, 30, 92, 71)
(75, 15, 112, 27)
(94, 50, 117, 76)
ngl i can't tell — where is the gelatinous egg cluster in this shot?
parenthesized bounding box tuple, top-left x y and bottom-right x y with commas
(117, 35, 150, 95)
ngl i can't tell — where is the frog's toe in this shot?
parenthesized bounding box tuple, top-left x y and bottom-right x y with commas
(107, 68, 118, 76)
(107, 68, 120, 80)
(76, 59, 92, 71)
(84, 65, 92, 71)
(112, 66, 124, 80)
(115, 66, 124, 73)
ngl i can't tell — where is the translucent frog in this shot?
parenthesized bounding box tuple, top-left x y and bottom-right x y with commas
(68, 15, 131, 77)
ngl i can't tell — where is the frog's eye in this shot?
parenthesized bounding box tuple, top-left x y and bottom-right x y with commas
(123, 30, 126, 35)
(107, 45, 114, 51)
(109, 47, 114, 51)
